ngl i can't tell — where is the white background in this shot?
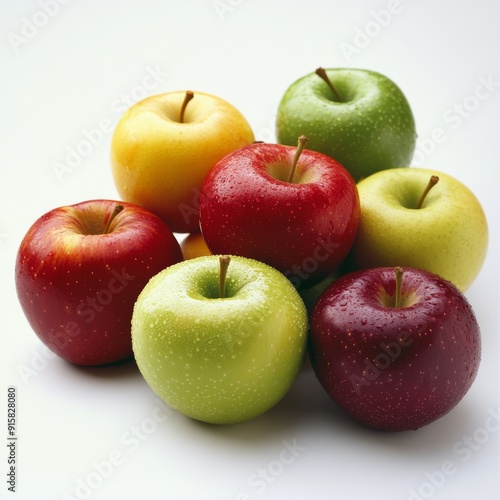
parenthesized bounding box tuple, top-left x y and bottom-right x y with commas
(1, 1, 499, 499)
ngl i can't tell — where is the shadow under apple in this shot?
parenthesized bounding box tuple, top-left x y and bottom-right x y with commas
(63, 355, 140, 381)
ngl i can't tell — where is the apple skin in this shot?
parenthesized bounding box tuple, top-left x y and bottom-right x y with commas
(180, 232, 212, 260)
(309, 267, 481, 432)
(131, 255, 308, 425)
(199, 142, 360, 290)
(299, 272, 337, 317)
(276, 68, 416, 181)
(110, 90, 254, 233)
(15, 199, 183, 366)
(351, 167, 489, 291)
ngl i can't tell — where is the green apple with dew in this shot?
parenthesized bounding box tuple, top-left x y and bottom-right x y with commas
(351, 167, 488, 291)
(132, 255, 308, 425)
(276, 67, 417, 181)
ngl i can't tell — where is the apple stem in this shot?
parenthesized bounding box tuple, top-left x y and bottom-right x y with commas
(287, 135, 308, 183)
(219, 255, 231, 299)
(179, 91, 194, 123)
(416, 175, 439, 209)
(104, 204, 124, 234)
(315, 67, 341, 101)
(394, 266, 403, 308)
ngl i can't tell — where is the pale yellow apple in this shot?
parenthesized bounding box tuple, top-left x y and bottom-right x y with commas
(111, 91, 254, 233)
(352, 168, 488, 291)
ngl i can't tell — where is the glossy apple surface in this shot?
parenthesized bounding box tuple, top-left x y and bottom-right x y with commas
(15, 199, 183, 366)
(111, 90, 254, 233)
(132, 255, 308, 425)
(309, 267, 481, 431)
(180, 232, 211, 260)
(199, 141, 360, 289)
(351, 167, 488, 291)
(276, 68, 416, 181)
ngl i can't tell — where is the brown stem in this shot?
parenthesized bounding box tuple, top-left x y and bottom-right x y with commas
(315, 67, 341, 101)
(219, 255, 231, 298)
(394, 267, 403, 308)
(179, 91, 194, 123)
(104, 204, 124, 234)
(287, 135, 308, 183)
(416, 175, 439, 209)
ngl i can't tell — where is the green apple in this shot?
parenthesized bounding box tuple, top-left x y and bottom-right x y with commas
(276, 67, 417, 181)
(351, 167, 488, 291)
(131, 255, 308, 425)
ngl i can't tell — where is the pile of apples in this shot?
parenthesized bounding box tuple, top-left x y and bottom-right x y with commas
(15, 68, 488, 432)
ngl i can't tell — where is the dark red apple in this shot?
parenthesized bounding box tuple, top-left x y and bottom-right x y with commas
(199, 137, 360, 289)
(15, 199, 183, 366)
(309, 266, 481, 431)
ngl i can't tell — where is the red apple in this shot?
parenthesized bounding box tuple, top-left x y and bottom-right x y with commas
(309, 266, 481, 431)
(199, 137, 360, 289)
(15, 199, 183, 366)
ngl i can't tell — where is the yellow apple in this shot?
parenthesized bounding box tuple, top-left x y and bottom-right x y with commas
(351, 168, 488, 291)
(110, 91, 254, 233)
(180, 232, 212, 260)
